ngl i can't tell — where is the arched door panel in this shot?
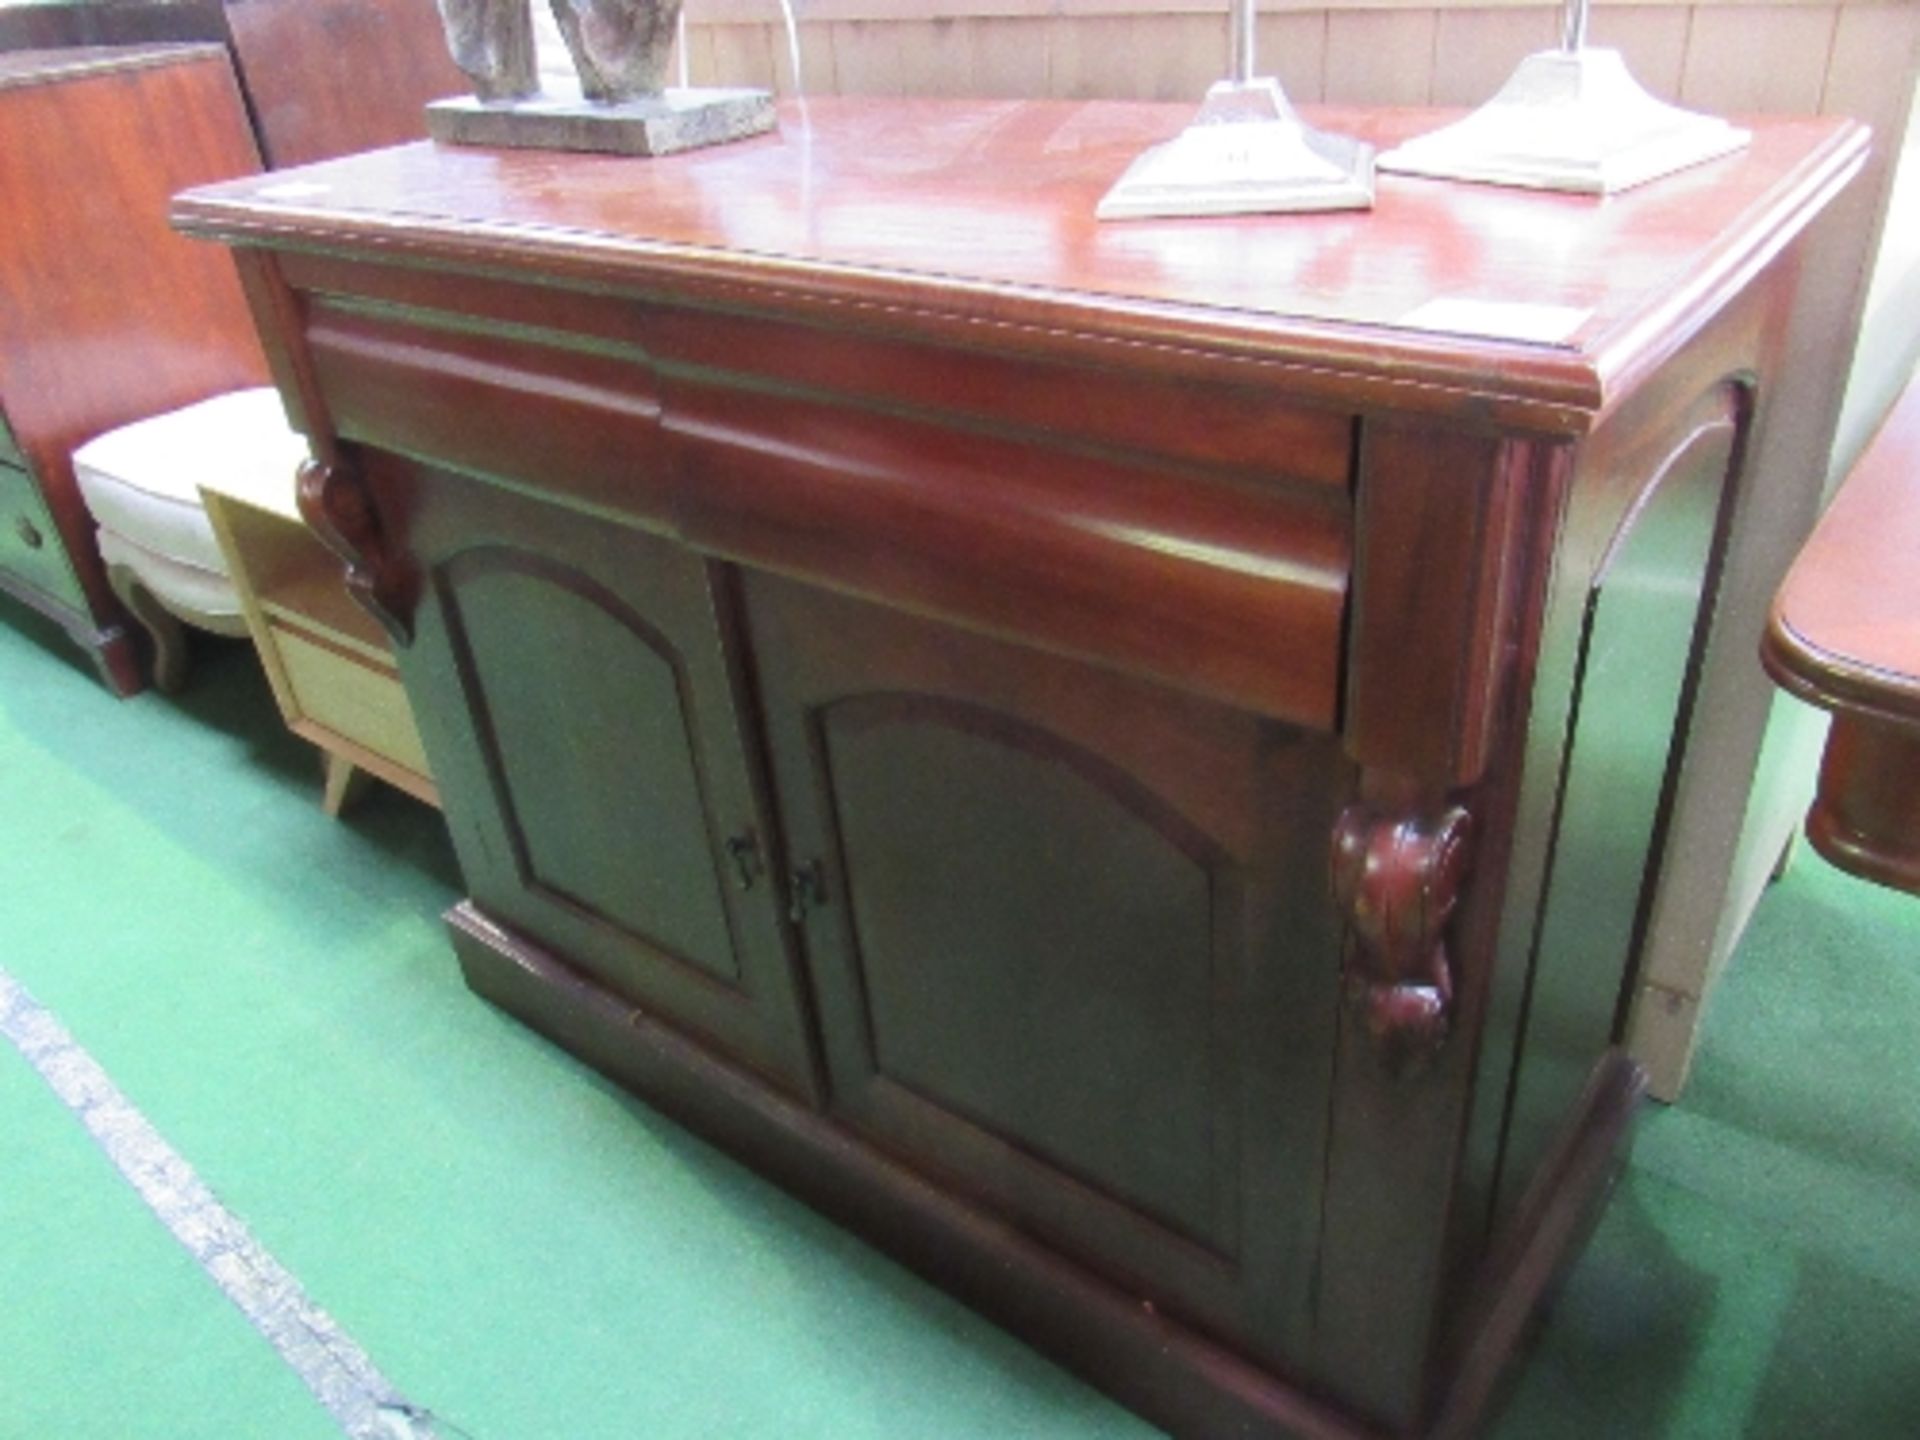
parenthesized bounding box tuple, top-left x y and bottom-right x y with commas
(391, 458, 818, 1095)
(743, 568, 1352, 1371)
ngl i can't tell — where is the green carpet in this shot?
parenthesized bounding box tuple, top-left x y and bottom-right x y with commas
(2, 605, 1916, 1438)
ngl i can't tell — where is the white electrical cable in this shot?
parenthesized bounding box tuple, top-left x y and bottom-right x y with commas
(775, 0, 804, 97)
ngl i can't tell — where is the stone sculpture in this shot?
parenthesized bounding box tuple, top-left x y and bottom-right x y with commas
(436, 0, 684, 105)
(550, 0, 682, 102)
(429, 0, 774, 156)
(436, 0, 539, 103)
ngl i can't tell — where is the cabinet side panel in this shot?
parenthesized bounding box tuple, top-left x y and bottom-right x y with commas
(1494, 384, 1746, 1228)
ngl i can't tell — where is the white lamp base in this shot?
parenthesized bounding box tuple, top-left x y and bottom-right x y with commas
(1097, 79, 1375, 220)
(1378, 48, 1750, 195)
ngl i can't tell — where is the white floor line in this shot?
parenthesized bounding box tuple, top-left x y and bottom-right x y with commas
(0, 965, 444, 1440)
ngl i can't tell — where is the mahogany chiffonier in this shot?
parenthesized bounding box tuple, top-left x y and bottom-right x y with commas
(0, 45, 264, 694)
(175, 100, 1865, 1439)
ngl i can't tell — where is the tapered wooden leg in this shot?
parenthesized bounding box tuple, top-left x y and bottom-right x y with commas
(321, 751, 371, 817)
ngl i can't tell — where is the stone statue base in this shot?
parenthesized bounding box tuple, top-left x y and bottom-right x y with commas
(426, 86, 775, 157)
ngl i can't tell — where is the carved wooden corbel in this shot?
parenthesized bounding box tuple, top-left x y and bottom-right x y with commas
(296, 457, 417, 648)
(1330, 803, 1473, 1069)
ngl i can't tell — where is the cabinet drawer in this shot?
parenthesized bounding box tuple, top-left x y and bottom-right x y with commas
(675, 385, 1350, 732)
(0, 461, 87, 612)
(297, 294, 1348, 730)
(271, 621, 431, 779)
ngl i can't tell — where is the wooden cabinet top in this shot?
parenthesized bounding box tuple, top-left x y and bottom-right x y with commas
(175, 98, 1865, 433)
(0, 42, 227, 89)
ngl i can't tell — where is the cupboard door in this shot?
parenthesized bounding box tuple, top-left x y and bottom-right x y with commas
(743, 570, 1352, 1369)
(390, 457, 817, 1095)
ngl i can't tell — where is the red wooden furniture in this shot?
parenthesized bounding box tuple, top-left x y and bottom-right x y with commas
(0, 3, 464, 694)
(0, 46, 265, 693)
(1765, 375, 1920, 896)
(176, 100, 1866, 1438)
(0, 0, 465, 169)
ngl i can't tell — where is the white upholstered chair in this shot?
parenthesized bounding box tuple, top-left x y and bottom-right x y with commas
(73, 387, 308, 692)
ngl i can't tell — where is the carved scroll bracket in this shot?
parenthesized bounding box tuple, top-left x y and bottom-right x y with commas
(297, 457, 417, 649)
(1330, 802, 1473, 1071)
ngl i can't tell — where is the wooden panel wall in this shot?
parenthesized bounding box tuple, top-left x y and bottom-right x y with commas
(673, 2, 1910, 126)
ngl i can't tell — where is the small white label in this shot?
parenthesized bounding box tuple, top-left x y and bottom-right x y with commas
(1398, 297, 1591, 345)
(253, 181, 332, 201)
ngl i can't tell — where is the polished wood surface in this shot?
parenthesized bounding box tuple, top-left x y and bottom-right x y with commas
(177, 100, 1861, 1438)
(0, 45, 265, 691)
(1765, 376, 1920, 894)
(175, 102, 1866, 434)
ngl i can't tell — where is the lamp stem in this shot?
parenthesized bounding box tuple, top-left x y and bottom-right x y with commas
(1230, 0, 1256, 83)
(1561, 0, 1591, 52)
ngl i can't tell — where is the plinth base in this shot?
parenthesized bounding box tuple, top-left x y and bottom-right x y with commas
(1098, 79, 1375, 220)
(1378, 49, 1749, 195)
(426, 87, 776, 158)
(447, 896, 1643, 1440)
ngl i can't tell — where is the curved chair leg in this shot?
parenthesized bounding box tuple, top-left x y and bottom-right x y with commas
(106, 562, 189, 694)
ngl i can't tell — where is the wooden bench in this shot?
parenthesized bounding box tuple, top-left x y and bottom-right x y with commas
(1764, 373, 1920, 896)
